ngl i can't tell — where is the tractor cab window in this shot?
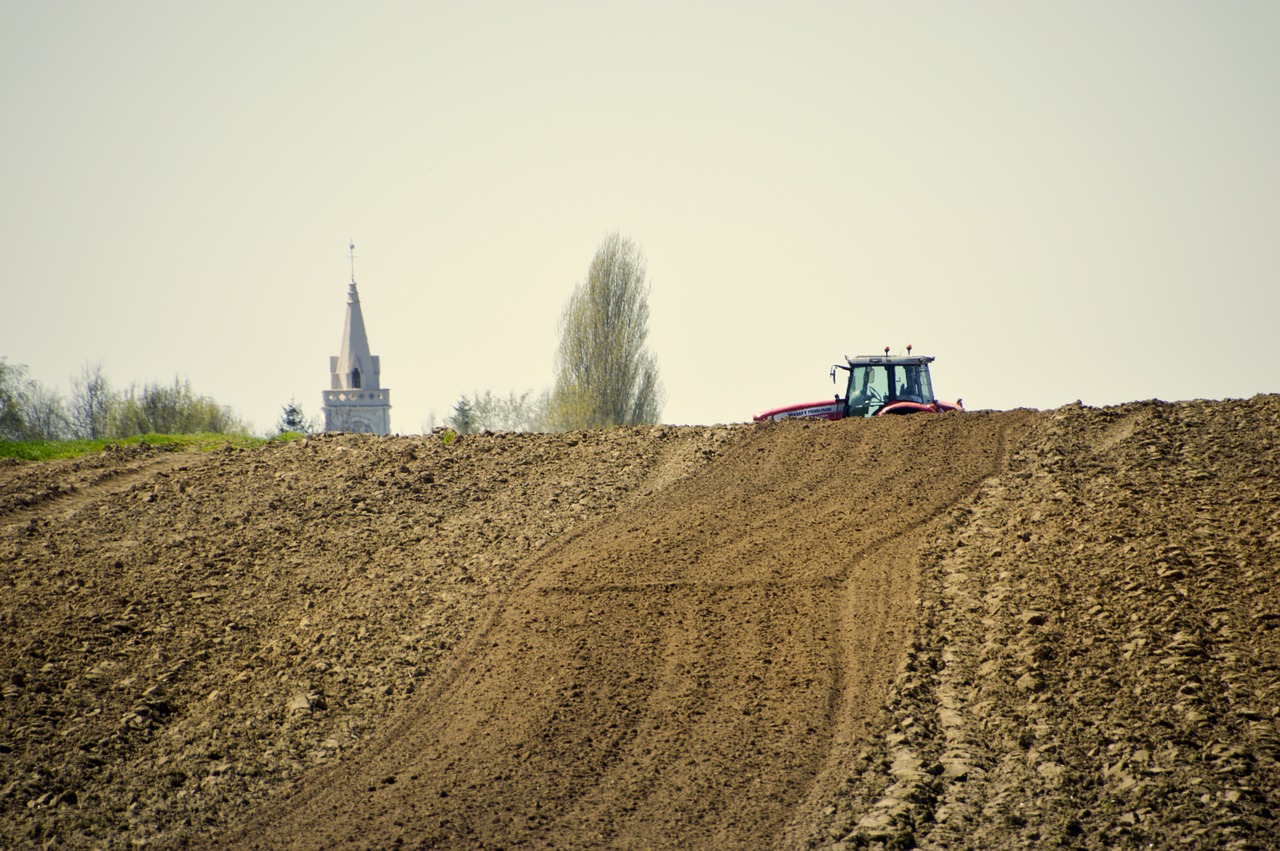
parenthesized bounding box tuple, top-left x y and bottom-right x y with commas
(894, 363, 933, 404)
(845, 364, 891, 417)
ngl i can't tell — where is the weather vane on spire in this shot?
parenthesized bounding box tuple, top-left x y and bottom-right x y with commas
(348, 240, 357, 284)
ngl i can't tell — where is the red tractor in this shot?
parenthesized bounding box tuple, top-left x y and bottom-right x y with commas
(754, 346, 964, 422)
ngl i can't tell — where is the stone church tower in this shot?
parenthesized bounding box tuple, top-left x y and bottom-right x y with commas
(322, 247, 391, 434)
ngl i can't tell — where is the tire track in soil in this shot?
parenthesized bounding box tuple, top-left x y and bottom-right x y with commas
(217, 412, 1030, 850)
(0, 448, 205, 529)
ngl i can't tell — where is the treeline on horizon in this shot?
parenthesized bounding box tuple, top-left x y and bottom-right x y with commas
(5, 231, 667, 444)
(0, 359, 246, 443)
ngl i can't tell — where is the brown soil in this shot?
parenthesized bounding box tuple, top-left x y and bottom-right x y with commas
(2, 398, 1278, 850)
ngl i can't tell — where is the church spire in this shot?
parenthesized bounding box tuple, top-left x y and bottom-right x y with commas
(337, 279, 373, 385)
(322, 241, 391, 434)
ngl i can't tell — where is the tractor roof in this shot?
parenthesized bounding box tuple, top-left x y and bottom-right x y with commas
(844, 354, 935, 367)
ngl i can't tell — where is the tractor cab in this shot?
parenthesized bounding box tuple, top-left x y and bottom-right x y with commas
(753, 346, 963, 422)
(838, 352, 939, 417)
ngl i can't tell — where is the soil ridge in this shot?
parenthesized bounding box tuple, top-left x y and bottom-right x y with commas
(3, 400, 1278, 850)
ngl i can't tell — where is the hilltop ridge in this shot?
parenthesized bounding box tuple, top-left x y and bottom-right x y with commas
(2, 397, 1278, 849)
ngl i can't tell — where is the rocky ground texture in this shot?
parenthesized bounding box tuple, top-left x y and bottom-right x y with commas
(1, 397, 1277, 849)
(810, 397, 1280, 850)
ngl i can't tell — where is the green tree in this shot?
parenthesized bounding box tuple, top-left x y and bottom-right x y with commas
(2, 358, 72, 440)
(447, 389, 548, 434)
(19, 380, 68, 440)
(448, 395, 476, 434)
(276, 398, 312, 434)
(0, 358, 28, 439)
(68, 361, 114, 439)
(109, 377, 243, 437)
(550, 232, 664, 430)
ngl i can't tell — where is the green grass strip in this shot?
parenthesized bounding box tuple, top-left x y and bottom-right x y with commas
(0, 432, 279, 462)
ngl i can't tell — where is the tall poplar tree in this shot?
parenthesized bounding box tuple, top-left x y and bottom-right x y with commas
(550, 232, 664, 430)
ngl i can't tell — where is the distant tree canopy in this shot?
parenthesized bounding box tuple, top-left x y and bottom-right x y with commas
(1, 358, 69, 441)
(0, 358, 29, 440)
(446, 390, 548, 435)
(68, 361, 112, 440)
(448, 396, 475, 435)
(550, 232, 664, 430)
(109, 377, 243, 437)
(276, 398, 313, 435)
(0, 358, 247, 441)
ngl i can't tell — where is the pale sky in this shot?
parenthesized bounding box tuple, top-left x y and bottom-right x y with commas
(3, 1, 1277, 434)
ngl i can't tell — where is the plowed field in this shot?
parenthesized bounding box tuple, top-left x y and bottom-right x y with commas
(3, 397, 1278, 849)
